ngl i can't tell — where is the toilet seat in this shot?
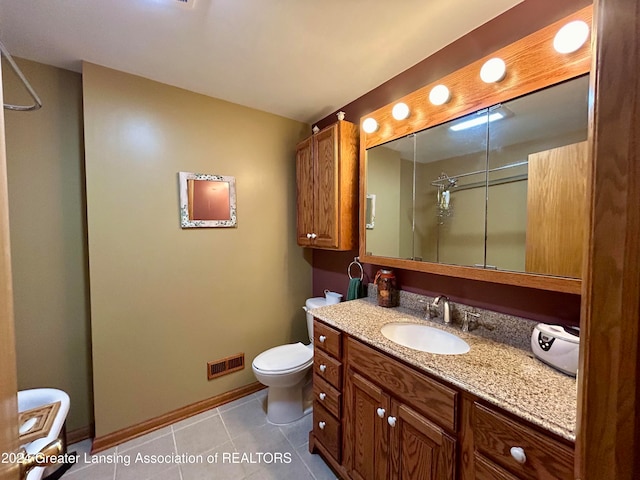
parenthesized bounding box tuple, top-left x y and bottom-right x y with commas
(252, 342, 313, 375)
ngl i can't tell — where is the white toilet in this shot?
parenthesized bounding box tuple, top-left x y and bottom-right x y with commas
(252, 297, 326, 424)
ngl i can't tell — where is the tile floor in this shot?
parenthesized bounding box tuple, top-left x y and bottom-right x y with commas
(61, 390, 337, 480)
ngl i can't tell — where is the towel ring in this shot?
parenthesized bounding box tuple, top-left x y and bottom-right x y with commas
(348, 257, 364, 281)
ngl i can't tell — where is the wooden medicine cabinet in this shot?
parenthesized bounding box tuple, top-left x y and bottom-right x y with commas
(359, 6, 592, 294)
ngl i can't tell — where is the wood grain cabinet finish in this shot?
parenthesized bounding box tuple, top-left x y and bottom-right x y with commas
(310, 319, 344, 468)
(308, 324, 576, 480)
(296, 120, 359, 250)
(390, 402, 456, 480)
(313, 348, 342, 390)
(473, 402, 574, 480)
(344, 338, 456, 480)
(314, 321, 342, 358)
(313, 402, 342, 461)
(474, 453, 520, 480)
(313, 374, 341, 419)
(344, 372, 390, 480)
(346, 337, 458, 431)
(525, 141, 588, 278)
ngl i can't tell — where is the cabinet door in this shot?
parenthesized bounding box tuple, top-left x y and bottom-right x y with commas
(390, 402, 456, 480)
(344, 371, 390, 480)
(296, 137, 314, 246)
(313, 124, 340, 248)
(525, 141, 587, 277)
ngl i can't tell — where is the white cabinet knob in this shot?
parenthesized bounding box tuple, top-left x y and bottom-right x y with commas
(306, 233, 312, 238)
(319, 335, 326, 343)
(318, 421, 326, 430)
(387, 416, 397, 427)
(311, 233, 317, 239)
(377, 408, 386, 418)
(319, 392, 326, 401)
(510, 447, 527, 464)
(319, 364, 326, 373)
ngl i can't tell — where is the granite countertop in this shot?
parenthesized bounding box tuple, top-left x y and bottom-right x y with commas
(311, 298, 577, 442)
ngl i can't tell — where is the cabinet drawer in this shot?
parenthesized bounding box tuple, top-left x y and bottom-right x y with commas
(314, 348, 342, 389)
(313, 374, 341, 419)
(475, 453, 520, 480)
(314, 320, 342, 359)
(347, 337, 457, 431)
(313, 402, 342, 462)
(473, 403, 574, 480)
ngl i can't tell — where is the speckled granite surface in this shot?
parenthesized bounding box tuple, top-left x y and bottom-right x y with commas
(311, 296, 577, 442)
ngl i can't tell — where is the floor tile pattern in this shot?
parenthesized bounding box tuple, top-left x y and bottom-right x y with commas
(61, 390, 337, 480)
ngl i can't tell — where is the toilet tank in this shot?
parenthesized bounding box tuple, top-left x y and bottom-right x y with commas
(305, 297, 326, 343)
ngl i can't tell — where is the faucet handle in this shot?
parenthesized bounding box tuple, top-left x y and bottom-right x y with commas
(418, 299, 435, 319)
(462, 311, 481, 332)
(462, 311, 494, 332)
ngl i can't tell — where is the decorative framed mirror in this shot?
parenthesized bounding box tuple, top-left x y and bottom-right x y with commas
(179, 172, 237, 228)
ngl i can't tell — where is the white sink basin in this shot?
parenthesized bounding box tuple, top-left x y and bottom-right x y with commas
(381, 322, 470, 355)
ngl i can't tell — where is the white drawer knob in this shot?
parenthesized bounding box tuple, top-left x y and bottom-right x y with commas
(387, 416, 397, 427)
(510, 447, 526, 464)
(318, 421, 326, 430)
(377, 408, 385, 418)
(306, 233, 312, 238)
(311, 233, 317, 239)
(319, 364, 326, 373)
(319, 392, 326, 401)
(319, 335, 326, 343)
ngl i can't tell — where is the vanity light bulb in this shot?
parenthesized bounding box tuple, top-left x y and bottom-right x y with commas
(362, 118, 378, 134)
(553, 20, 589, 54)
(480, 58, 507, 83)
(429, 85, 451, 106)
(392, 102, 410, 120)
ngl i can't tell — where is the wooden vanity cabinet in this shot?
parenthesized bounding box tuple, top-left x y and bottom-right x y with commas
(296, 120, 359, 250)
(309, 321, 575, 480)
(344, 337, 456, 480)
(472, 402, 574, 480)
(310, 320, 344, 464)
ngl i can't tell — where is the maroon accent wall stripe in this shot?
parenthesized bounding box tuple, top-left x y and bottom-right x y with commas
(311, 0, 591, 326)
(313, 0, 592, 130)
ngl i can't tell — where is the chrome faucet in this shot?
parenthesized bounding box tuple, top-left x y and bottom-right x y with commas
(431, 295, 451, 324)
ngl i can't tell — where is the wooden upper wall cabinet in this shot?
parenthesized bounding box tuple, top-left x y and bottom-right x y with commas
(296, 120, 359, 250)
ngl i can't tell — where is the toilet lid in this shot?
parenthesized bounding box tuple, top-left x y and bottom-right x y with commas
(253, 343, 313, 372)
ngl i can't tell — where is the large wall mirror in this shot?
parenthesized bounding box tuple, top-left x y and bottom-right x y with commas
(360, 7, 592, 294)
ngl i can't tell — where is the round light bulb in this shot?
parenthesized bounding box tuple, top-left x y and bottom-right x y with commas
(392, 102, 410, 120)
(553, 20, 589, 54)
(362, 117, 378, 133)
(480, 58, 507, 83)
(429, 84, 451, 105)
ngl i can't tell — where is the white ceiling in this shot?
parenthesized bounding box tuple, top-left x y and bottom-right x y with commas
(0, 0, 522, 124)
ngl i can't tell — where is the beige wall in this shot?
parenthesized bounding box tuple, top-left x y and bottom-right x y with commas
(399, 159, 413, 259)
(365, 147, 401, 257)
(82, 63, 311, 437)
(416, 130, 586, 270)
(365, 147, 414, 259)
(2, 58, 92, 432)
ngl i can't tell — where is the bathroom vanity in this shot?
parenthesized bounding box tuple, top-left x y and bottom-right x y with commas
(308, 299, 576, 480)
(308, 6, 590, 478)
